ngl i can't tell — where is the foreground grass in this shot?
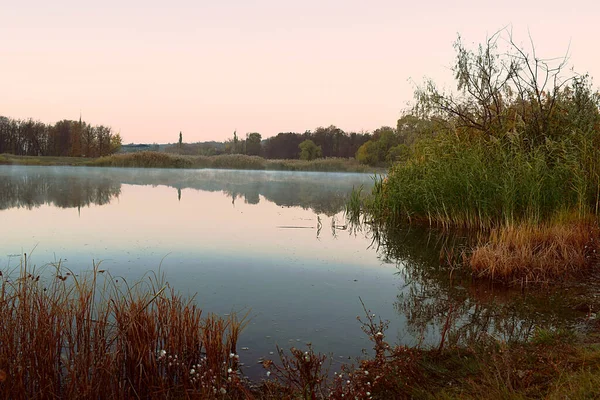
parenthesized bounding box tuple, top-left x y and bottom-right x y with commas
(1, 152, 379, 173)
(2, 260, 600, 399)
(0, 261, 250, 399)
(260, 310, 600, 399)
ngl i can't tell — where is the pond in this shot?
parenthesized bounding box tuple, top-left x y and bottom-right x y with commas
(0, 165, 586, 377)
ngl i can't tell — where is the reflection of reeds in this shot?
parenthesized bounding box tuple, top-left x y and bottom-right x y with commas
(0, 258, 249, 398)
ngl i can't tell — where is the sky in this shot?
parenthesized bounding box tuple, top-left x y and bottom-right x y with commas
(1, 0, 599, 144)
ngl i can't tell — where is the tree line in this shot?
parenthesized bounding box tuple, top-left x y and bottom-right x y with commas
(167, 126, 379, 161)
(0, 115, 122, 157)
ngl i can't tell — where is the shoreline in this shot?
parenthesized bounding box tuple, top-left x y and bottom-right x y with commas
(0, 152, 384, 174)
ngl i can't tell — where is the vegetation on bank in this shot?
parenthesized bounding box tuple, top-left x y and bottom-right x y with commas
(0, 152, 379, 173)
(0, 153, 94, 166)
(348, 29, 600, 284)
(164, 127, 372, 161)
(2, 259, 600, 399)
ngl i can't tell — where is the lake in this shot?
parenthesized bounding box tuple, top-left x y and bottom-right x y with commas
(0, 165, 584, 377)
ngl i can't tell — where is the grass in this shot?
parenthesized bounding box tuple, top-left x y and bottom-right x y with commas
(347, 127, 600, 285)
(260, 303, 600, 399)
(1, 152, 379, 173)
(0, 153, 93, 166)
(0, 258, 250, 399)
(469, 217, 600, 284)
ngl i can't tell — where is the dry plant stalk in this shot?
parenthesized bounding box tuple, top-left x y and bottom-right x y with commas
(0, 259, 250, 399)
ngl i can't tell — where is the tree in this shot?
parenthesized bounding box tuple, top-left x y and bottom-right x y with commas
(245, 132, 262, 156)
(178, 131, 183, 150)
(414, 28, 580, 146)
(299, 139, 322, 161)
(110, 133, 122, 154)
(355, 126, 400, 166)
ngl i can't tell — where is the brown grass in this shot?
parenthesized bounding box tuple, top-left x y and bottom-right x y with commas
(0, 258, 250, 399)
(469, 218, 600, 285)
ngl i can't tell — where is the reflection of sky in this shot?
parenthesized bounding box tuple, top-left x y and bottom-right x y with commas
(3, 185, 383, 266)
(1, 169, 411, 376)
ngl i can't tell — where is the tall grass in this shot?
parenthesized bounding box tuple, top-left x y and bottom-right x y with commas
(0, 259, 249, 399)
(350, 127, 600, 283)
(91, 151, 376, 172)
(368, 131, 600, 229)
(93, 151, 193, 168)
(470, 217, 600, 284)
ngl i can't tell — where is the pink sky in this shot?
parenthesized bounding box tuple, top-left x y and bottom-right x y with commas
(2, 0, 598, 143)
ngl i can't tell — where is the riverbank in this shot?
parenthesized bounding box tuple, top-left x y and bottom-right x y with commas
(2, 262, 600, 399)
(0, 152, 381, 173)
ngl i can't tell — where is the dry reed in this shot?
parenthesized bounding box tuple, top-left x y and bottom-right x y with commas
(469, 219, 600, 285)
(0, 258, 249, 399)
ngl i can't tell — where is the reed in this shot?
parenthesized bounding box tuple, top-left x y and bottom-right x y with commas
(0, 259, 249, 399)
(351, 126, 600, 284)
(89, 152, 376, 172)
(366, 131, 598, 229)
(469, 218, 600, 284)
(93, 151, 193, 168)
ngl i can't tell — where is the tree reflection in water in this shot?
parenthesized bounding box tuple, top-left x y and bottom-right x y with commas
(358, 222, 581, 348)
(0, 166, 372, 216)
(0, 169, 121, 210)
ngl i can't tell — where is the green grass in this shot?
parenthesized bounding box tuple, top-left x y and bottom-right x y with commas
(0, 153, 93, 166)
(1, 152, 380, 173)
(365, 131, 600, 229)
(347, 128, 600, 284)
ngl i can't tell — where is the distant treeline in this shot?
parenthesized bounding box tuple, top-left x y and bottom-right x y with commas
(163, 123, 428, 167)
(0, 115, 121, 157)
(165, 126, 373, 160)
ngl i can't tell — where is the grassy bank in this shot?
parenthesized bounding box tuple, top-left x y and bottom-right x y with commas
(2, 260, 600, 399)
(0, 153, 93, 167)
(93, 152, 378, 172)
(1, 152, 379, 173)
(349, 128, 600, 284)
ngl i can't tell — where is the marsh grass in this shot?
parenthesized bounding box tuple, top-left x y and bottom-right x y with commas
(0, 153, 92, 166)
(91, 152, 376, 172)
(2, 152, 376, 172)
(469, 218, 600, 284)
(3, 258, 600, 399)
(93, 151, 193, 168)
(351, 128, 600, 284)
(0, 258, 249, 399)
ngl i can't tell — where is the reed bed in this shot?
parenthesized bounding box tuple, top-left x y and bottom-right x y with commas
(91, 152, 375, 172)
(349, 127, 600, 284)
(0, 259, 250, 399)
(367, 132, 599, 229)
(469, 219, 600, 285)
(93, 151, 193, 168)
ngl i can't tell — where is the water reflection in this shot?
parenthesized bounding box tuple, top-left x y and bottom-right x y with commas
(0, 168, 121, 210)
(0, 166, 366, 215)
(0, 165, 583, 370)
(365, 223, 581, 347)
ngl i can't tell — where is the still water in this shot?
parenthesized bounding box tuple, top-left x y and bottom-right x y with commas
(0, 165, 583, 376)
